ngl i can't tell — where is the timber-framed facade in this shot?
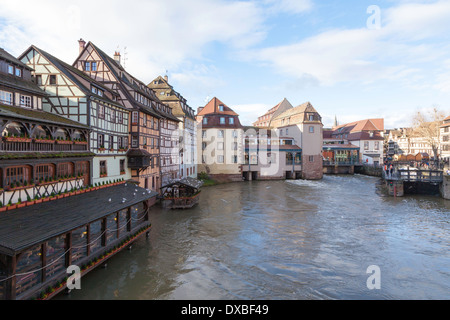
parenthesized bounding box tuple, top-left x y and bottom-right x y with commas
(19, 46, 130, 186)
(73, 40, 180, 192)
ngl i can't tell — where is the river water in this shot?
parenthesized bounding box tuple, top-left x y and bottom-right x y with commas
(57, 175, 449, 300)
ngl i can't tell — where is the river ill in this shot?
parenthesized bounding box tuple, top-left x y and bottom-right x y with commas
(57, 175, 450, 300)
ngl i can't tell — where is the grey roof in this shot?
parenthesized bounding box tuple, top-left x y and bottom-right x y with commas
(0, 48, 31, 70)
(0, 183, 158, 256)
(0, 73, 47, 97)
(161, 177, 204, 190)
(0, 104, 90, 129)
(26, 46, 127, 110)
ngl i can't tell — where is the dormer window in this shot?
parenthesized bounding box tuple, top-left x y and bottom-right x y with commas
(15, 68, 22, 77)
(219, 105, 224, 112)
(8, 65, 13, 75)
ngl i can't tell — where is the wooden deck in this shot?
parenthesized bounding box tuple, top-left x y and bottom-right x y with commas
(384, 169, 444, 183)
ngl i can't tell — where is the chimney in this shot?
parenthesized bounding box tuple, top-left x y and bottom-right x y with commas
(197, 107, 204, 114)
(114, 51, 121, 65)
(164, 75, 168, 82)
(78, 38, 86, 54)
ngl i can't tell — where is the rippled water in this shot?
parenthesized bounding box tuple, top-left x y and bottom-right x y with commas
(57, 175, 450, 300)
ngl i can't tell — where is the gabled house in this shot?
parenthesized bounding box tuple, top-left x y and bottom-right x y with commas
(73, 39, 179, 191)
(196, 97, 244, 182)
(331, 118, 385, 165)
(148, 75, 197, 180)
(19, 46, 130, 186)
(253, 98, 293, 128)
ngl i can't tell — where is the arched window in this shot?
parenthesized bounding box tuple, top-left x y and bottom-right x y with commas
(2, 122, 27, 138)
(32, 125, 50, 140)
(54, 128, 69, 141)
(72, 130, 86, 142)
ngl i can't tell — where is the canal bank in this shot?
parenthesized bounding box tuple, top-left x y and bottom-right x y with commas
(56, 175, 450, 300)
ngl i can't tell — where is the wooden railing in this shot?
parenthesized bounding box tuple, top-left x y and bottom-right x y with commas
(384, 169, 444, 183)
(0, 139, 88, 152)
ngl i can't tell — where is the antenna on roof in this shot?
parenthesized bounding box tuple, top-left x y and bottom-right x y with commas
(122, 46, 128, 69)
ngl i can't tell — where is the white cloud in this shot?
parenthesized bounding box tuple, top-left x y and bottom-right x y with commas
(246, 0, 450, 92)
(0, 0, 265, 81)
(262, 0, 313, 14)
(232, 103, 272, 126)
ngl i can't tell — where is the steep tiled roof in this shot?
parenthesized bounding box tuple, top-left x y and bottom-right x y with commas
(197, 97, 239, 116)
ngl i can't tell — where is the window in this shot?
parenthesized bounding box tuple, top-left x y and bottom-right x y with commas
(97, 104, 105, 119)
(15, 68, 22, 77)
(99, 160, 107, 176)
(364, 141, 369, 150)
(111, 109, 116, 123)
(286, 128, 289, 135)
(57, 162, 73, 178)
(202, 130, 207, 139)
(118, 136, 124, 149)
(7, 65, 13, 75)
(6, 166, 31, 186)
(229, 117, 234, 125)
(92, 62, 97, 71)
(118, 112, 123, 124)
(20, 95, 32, 108)
(218, 142, 224, 150)
(375, 141, 380, 150)
(218, 130, 224, 138)
(219, 105, 224, 112)
(202, 142, 207, 150)
(35, 75, 42, 85)
(132, 111, 139, 125)
(92, 87, 97, 94)
(203, 117, 208, 125)
(309, 156, 314, 162)
(85, 62, 91, 71)
(120, 159, 125, 173)
(109, 135, 114, 149)
(232, 155, 238, 164)
(309, 114, 315, 121)
(309, 126, 314, 133)
(232, 130, 238, 138)
(49, 75, 57, 85)
(143, 114, 147, 127)
(220, 117, 226, 124)
(0, 90, 13, 105)
(217, 155, 224, 163)
(98, 133, 105, 148)
(131, 135, 138, 147)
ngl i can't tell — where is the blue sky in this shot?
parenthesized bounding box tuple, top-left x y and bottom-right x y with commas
(0, 0, 449, 128)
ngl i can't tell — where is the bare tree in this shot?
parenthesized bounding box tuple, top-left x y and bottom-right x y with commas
(411, 107, 446, 166)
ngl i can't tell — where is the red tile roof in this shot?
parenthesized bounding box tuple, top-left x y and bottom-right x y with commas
(197, 97, 239, 116)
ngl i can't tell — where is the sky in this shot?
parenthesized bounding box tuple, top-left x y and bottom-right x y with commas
(0, 0, 449, 128)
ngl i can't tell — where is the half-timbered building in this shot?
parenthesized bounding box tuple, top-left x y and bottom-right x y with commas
(148, 75, 196, 180)
(73, 40, 180, 192)
(0, 48, 93, 207)
(19, 46, 130, 186)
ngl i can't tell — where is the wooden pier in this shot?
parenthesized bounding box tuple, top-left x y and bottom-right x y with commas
(383, 168, 445, 197)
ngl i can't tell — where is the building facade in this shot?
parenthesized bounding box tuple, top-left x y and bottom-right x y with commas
(440, 116, 450, 161)
(196, 97, 244, 182)
(148, 75, 197, 180)
(20, 46, 130, 186)
(331, 119, 385, 165)
(73, 40, 179, 191)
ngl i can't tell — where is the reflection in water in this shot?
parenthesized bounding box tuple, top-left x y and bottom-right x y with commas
(57, 175, 450, 300)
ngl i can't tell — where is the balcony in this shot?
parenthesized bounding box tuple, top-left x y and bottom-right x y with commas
(0, 137, 89, 153)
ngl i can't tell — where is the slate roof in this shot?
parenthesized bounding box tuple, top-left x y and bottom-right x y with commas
(0, 104, 90, 129)
(0, 183, 158, 256)
(27, 46, 126, 110)
(0, 48, 31, 70)
(0, 73, 47, 97)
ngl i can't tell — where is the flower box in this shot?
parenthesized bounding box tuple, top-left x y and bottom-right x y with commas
(3, 137, 32, 143)
(35, 199, 43, 204)
(7, 204, 17, 211)
(17, 203, 26, 208)
(74, 141, 88, 145)
(26, 200, 35, 207)
(56, 140, 73, 145)
(0, 206, 7, 212)
(34, 139, 55, 144)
